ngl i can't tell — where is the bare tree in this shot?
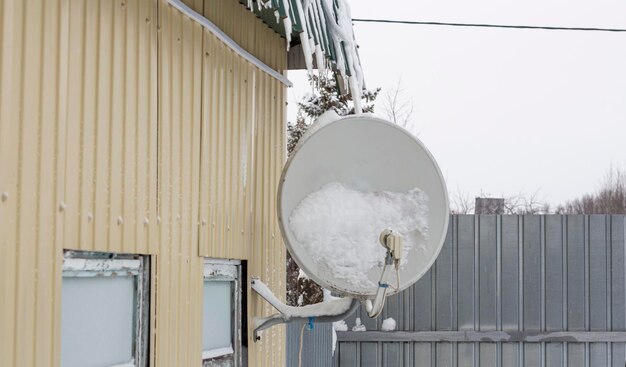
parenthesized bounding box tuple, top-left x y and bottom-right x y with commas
(556, 166, 626, 214)
(380, 80, 416, 134)
(450, 187, 474, 214)
(451, 166, 626, 216)
(502, 190, 548, 214)
(453, 189, 550, 215)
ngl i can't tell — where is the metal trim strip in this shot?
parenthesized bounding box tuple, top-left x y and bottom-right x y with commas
(337, 330, 626, 343)
(167, 0, 293, 87)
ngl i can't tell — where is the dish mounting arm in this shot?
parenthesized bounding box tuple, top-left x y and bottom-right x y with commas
(250, 277, 360, 341)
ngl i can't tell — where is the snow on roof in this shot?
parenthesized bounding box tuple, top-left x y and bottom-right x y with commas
(245, 0, 365, 111)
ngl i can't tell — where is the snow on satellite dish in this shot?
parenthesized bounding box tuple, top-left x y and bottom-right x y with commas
(278, 112, 449, 298)
(289, 182, 429, 289)
(251, 112, 449, 339)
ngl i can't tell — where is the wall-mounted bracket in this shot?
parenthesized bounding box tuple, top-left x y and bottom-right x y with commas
(250, 277, 359, 341)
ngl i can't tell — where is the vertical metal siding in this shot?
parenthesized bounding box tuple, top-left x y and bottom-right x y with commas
(62, 0, 159, 255)
(156, 1, 204, 366)
(202, 0, 284, 72)
(0, 0, 67, 365)
(286, 322, 334, 367)
(197, 1, 287, 365)
(0, 0, 287, 366)
(330, 215, 626, 367)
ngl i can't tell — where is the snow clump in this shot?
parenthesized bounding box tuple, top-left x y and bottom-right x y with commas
(289, 182, 429, 289)
(352, 317, 366, 332)
(333, 320, 348, 331)
(331, 319, 348, 355)
(381, 318, 397, 331)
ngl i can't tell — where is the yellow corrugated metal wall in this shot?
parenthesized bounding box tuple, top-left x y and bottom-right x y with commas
(0, 0, 287, 365)
(157, 1, 204, 366)
(198, 1, 287, 364)
(0, 0, 69, 364)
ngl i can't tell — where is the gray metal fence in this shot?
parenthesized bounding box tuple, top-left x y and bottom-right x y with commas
(287, 215, 626, 367)
(287, 320, 334, 367)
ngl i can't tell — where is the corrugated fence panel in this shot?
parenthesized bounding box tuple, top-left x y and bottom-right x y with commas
(287, 321, 334, 367)
(328, 215, 626, 367)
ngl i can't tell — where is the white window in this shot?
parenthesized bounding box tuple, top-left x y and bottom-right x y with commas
(202, 259, 244, 366)
(61, 251, 149, 367)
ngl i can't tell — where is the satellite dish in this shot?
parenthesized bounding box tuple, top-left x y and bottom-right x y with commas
(278, 112, 449, 299)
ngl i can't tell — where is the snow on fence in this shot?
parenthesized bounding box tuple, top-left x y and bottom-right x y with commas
(287, 214, 626, 367)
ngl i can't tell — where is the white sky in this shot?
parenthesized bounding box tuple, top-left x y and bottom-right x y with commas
(287, 0, 626, 206)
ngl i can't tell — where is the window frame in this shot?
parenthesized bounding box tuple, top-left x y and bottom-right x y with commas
(202, 259, 243, 367)
(62, 250, 150, 367)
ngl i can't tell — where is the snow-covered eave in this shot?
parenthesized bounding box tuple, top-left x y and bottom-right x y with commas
(170, 0, 363, 103)
(245, 0, 365, 111)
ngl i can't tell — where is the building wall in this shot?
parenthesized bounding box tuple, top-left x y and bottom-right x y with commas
(196, 1, 288, 364)
(0, 0, 287, 365)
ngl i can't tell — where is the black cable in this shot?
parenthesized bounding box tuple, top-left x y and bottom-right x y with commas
(351, 18, 626, 33)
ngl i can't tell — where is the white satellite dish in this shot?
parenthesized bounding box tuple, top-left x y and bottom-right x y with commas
(251, 112, 449, 339)
(278, 112, 449, 298)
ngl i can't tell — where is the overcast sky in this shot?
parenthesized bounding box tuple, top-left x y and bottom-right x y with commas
(287, 0, 626, 206)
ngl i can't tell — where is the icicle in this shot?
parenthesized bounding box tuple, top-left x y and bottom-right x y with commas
(314, 44, 325, 71)
(283, 17, 293, 50)
(278, 0, 292, 49)
(294, 0, 314, 75)
(242, 0, 365, 99)
(299, 32, 314, 75)
(333, 40, 348, 87)
(317, 0, 365, 96)
(339, 0, 364, 90)
(328, 32, 347, 85)
(294, 0, 310, 39)
(349, 74, 362, 114)
(311, 1, 326, 52)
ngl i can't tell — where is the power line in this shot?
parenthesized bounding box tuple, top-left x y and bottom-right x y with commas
(351, 18, 626, 33)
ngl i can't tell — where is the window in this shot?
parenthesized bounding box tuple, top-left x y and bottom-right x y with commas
(202, 259, 244, 366)
(61, 251, 149, 367)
